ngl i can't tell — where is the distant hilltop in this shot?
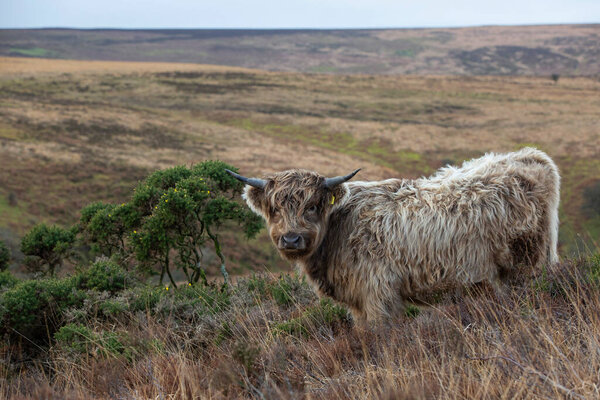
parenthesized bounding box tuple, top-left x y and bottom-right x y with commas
(1, 24, 599, 75)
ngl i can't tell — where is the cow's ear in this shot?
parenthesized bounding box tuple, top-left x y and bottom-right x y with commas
(329, 184, 349, 207)
(243, 185, 268, 218)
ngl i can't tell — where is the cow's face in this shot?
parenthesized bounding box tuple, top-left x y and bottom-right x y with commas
(227, 169, 359, 261)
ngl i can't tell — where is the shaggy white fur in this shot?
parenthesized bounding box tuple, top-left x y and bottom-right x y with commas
(243, 147, 560, 322)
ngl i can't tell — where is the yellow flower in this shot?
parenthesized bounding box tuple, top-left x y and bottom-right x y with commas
(207, 191, 210, 194)
(174, 189, 178, 192)
(121, 203, 125, 206)
(165, 286, 169, 291)
(165, 199, 168, 203)
(133, 230, 137, 234)
(188, 283, 192, 286)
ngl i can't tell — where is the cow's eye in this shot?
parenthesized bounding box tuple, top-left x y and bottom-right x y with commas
(307, 205, 318, 213)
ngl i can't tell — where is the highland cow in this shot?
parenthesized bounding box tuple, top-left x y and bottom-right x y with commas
(227, 147, 560, 322)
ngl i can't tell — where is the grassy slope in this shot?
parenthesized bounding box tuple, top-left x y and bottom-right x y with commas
(1, 25, 599, 75)
(2, 258, 600, 399)
(1, 57, 599, 266)
(1, 58, 600, 399)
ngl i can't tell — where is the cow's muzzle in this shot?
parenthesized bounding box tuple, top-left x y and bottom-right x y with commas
(279, 232, 307, 250)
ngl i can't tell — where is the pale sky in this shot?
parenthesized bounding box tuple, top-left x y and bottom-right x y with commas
(1, 0, 599, 29)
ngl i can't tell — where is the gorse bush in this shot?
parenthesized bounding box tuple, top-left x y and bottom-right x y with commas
(54, 323, 137, 360)
(2, 160, 265, 360)
(0, 239, 10, 271)
(20, 223, 76, 276)
(75, 258, 132, 293)
(79, 160, 263, 287)
(0, 276, 85, 343)
(79, 202, 140, 256)
(0, 270, 18, 290)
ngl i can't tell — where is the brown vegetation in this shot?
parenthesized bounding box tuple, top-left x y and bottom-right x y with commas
(1, 57, 600, 399)
(1, 57, 599, 264)
(2, 258, 600, 399)
(1, 24, 599, 75)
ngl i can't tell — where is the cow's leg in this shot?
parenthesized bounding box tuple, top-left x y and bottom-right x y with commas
(547, 201, 560, 264)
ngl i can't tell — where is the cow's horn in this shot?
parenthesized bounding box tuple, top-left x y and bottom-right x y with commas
(225, 169, 267, 189)
(323, 169, 361, 188)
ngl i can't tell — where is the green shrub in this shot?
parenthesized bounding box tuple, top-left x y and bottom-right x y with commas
(174, 283, 231, 315)
(99, 299, 128, 317)
(270, 277, 295, 306)
(272, 298, 349, 337)
(272, 318, 307, 337)
(533, 256, 600, 299)
(151, 283, 231, 321)
(54, 323, 135, 360)
(130, 161, 263, 287)
(587, 254, 600, 283)
(129, 286, 163, 312)
(246, 274, 268, 297)
(76, 259, 132, 292)
(246, 273, 311, 306)
(0, 277, 85, 344)
(0, 240, 10, 271)
(404, 304, 421, 318)
(0, 270, 18, 290)
(79, 202, 141, 256)
(20, 223, 76, 276)
(54, 323, 95, 354)
(76, 160, 262, 287)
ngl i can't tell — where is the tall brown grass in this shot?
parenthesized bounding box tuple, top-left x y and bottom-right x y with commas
(2, 257, 600, 399)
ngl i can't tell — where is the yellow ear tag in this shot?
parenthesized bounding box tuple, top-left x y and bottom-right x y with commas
(330, 195, 335, 205)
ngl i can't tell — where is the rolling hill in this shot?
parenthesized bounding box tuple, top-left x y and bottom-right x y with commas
(1, 24, 599, 75)
(0, 57, 599, 274)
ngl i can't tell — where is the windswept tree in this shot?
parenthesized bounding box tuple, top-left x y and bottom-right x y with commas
(132, 161, 263, 287)
(21, 224, 76, 276)
(80, 161, 263, 287)
(79, 201, 140, 257)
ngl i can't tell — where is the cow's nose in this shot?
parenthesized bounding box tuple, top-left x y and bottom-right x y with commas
(282, 233, 301, 245)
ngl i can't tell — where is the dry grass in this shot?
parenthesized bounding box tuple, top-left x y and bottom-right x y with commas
(1, 58, 599, 261)
(2, 258, 600, 399)
(0, 57, 254, 78)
